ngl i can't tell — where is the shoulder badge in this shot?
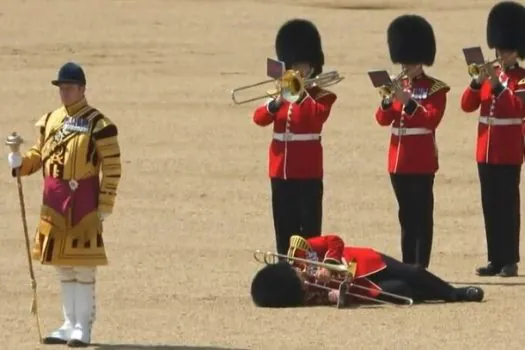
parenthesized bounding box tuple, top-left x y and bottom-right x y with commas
(428, 77, 450, 96)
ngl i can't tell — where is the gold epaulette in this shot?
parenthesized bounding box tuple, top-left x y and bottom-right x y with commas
(428, 77, 450, 96)
(92, 115, 115, 134)
(34, 112, 52, 128)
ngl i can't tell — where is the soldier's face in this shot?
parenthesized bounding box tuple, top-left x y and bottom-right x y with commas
(293, 267, 308, 290)
(496, 49, 517, 66)
(402, 64, 422, 78)
(59, 84, 85, 106)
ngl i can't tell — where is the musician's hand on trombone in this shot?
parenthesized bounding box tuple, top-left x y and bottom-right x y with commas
(473, 68, 487, 84)
(392, 84, 410, 105)
(315, 267, 333, 283)
(484, 64, 500, 87)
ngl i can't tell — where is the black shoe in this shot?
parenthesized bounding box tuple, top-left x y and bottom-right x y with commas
(42, 337, 67, 345)
(498, 264, 518, 277)
(476, 263, 501, 276)
(337, 280, 348, 309)
(456, 287, 484, 302)
(67, 339, 89, 348)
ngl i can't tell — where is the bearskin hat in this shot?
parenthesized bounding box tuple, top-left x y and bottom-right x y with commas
(250, 262, 305, 308)
(275, 18, 324, 76)
(486, 1, 525, 59)
(387, 14, 436, 66)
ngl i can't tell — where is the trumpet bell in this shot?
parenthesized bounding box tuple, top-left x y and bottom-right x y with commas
(467, 58, 502, 79)
(468, 63, 481, 79)
(378, 85, 393, 99)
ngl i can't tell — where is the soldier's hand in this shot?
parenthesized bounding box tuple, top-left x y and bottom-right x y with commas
(7, 152, 22, 169)
(485, 65, 499, 86)
(393, 87, 410, 105)
(474, 68, 487, 84)
(315, 267, 333, 283)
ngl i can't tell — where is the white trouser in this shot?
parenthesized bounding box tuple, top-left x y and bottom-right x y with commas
(48, 266, 96, 344)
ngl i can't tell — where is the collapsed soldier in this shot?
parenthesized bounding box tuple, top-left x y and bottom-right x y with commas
(251, 235, 484, 308)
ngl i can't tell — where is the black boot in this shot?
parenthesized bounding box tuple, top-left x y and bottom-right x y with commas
(498, 264, 518, 277)
(475, 263, 501, 276)
(455, 287, 484, 302)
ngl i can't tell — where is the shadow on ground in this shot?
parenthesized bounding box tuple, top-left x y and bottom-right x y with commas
(450, 281, 525, 286)
(93, 345, 248, 350)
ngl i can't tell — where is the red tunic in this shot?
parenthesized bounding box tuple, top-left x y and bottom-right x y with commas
(253, 87, 337, 179)
(460, 66, 525, 165)
(291, 235, 387, 298)
(375, 74, 449, 174)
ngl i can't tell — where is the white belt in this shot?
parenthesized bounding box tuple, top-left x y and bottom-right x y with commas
(272, 132, 321, 142)
(479, 116, 522, 126)
(391, 127, 432, 136)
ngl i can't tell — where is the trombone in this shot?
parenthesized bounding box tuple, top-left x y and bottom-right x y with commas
(378, 69, 408, 100)
(253, 250, 414, 307)
(231, 69, 344, 105)
(468, 58, 502, 80)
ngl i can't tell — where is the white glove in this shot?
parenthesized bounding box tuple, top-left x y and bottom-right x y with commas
(98, 211, 110, 222)
(7, 152, 22, 169)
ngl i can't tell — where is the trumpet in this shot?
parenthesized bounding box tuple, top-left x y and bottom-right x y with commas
(253, 250, 414, 307)
(468, 58, 502, 79)
(378, 69, 408, 99)
(231, 69, 344, 105)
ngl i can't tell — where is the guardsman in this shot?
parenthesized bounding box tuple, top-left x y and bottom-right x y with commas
(6, 62, 122, 346)
(460, 1, 525, 277)
(250, 234, 484, 308)
(253, 19, 337, 255)
(375, 15, 449, 268)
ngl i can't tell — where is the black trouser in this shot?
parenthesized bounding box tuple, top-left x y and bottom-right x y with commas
(271, 178, 323, 254)
(389, 173, 435, 268)
(477, 163, 521, 266)
(368, 254, 457, 303)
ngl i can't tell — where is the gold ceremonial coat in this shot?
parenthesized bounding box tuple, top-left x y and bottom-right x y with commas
(17, 97, 121, 266)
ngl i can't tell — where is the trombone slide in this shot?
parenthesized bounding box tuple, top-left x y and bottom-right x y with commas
(231, 78, 279, 105)
(305, 281, 413, 307)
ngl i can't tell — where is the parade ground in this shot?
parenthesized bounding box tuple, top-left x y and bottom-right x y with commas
(0, 0, 523, 349)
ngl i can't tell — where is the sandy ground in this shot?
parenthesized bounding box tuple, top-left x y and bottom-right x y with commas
(0, 0, 524, 349)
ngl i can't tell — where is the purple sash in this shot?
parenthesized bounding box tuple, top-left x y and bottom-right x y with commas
(43, 176, 99, 226)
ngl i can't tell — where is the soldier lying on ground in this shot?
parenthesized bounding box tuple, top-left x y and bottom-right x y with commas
(251, 235, 484, 307)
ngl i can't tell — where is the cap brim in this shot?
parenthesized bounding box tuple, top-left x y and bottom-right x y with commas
(51, 79, 85, 86)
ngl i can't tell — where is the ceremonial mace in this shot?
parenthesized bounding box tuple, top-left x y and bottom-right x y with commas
(5, 132, 43, 343)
